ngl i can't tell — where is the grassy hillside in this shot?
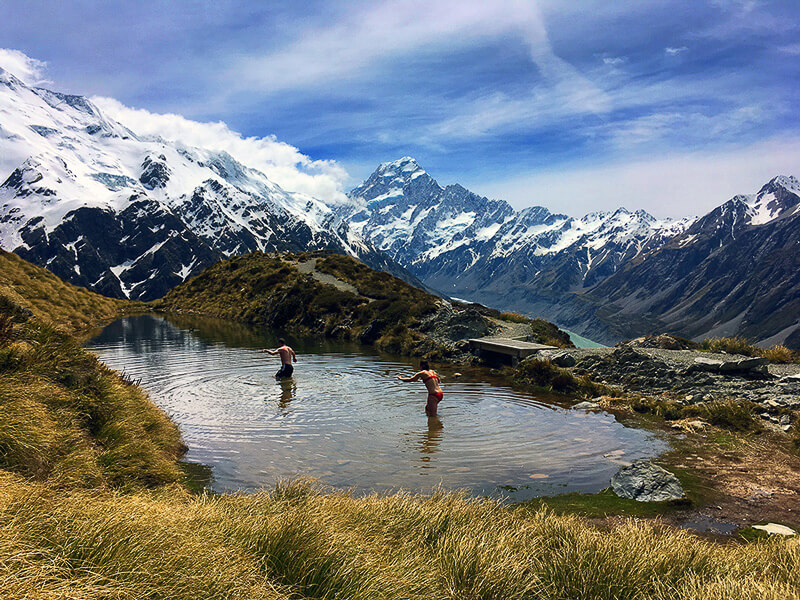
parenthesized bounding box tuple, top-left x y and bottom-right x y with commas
(0, 249, 141, 333)
(155, 251, 571, 357)
(0, 295, 184, 490)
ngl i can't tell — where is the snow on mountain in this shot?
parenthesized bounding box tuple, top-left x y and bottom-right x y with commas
(339, 158, 695, 301)
(555, 175, 800, 347)
(0, 67, 385, 300)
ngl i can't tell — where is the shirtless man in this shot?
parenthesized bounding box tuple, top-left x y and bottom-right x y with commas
(398, 360, 443, 416)
(262, 338, 297, 379)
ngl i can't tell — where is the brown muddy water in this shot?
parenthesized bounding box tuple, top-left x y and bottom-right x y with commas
(86, 315, 667, 500)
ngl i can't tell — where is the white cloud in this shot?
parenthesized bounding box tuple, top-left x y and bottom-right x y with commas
(0, 48, 51, 86)
(778, 43, 800, 55)
(92, 96, 350, 204)
(602, 56, 626, 66)
(665, 46, 688, 56)
(468, 137, 800, 219)
(232, 0, 609, 115)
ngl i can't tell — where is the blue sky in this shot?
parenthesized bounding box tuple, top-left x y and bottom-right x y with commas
(1, 0, 799, 217)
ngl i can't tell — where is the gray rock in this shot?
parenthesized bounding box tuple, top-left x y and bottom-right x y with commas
(719, 357, 769, 373)
(550, 351, 577, 368)
(691, 357, 723, 372)
(610, 460, 685, 502)
(572, 401, 601, 410)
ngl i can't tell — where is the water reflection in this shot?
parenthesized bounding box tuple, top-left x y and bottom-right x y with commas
(86, 315, 667, 500)
(278, 379, 297, 412)
(419, 416, 444, 461)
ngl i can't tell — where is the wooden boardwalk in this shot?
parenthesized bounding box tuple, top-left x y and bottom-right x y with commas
(468, 337, 557, 365)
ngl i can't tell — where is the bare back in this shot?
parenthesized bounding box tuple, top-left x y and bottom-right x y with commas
(419, 369, 442, 394)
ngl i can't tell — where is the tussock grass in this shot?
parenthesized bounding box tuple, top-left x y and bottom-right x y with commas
(512, 358, 610, 397)
(629, 396, 764, 434)
(700, 336, 799, 364)
(0, 477, 798, 599)
(0, 299, 184, 490)
(499, 311, 530, 323)
(528, 317, 573, 348)
(0, 250, 141, 333)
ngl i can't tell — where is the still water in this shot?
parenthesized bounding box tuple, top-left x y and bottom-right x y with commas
(86, 315, 666, 500)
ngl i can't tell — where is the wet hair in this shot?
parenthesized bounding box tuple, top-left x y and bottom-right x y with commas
(419, 360, 430, 370)
(278, 338, 286, 346)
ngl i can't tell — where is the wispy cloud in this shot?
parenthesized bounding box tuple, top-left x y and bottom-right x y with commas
(0, 48, 51, 86)
(665, 46, 688, 56)
(92, 96, 349, 204)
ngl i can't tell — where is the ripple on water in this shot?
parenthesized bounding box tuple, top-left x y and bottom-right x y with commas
(87, 316, 667, 499)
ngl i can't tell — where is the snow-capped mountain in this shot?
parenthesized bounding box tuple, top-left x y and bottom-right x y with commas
(0, 67, 401, 300)
(341, 158, 800, 347)
(551, 175, 800, 347)
(340, 156, 693, 306)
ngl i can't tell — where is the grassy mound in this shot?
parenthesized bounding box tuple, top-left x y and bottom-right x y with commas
(0, 298, 184, 490)
(1, 477, 798, 600)
(512, 358, 610, 397)
(0, 249, 139, 333)
(154, 251, 442, 355)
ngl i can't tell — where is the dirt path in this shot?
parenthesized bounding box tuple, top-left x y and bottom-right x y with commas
(296, 258, 362, 296)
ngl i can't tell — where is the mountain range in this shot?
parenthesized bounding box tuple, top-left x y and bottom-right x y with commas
(2, 66, 799, 347)
(0, 67, 410, 301)
(338, 158, 800, 348)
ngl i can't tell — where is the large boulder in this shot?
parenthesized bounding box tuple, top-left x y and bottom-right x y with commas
(610, 460, 685, 502)
(719, 357, 769, 373)
(539, 349, 577, 367)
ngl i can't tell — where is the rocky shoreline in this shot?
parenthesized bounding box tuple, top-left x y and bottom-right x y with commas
(537, 345, 800, 423)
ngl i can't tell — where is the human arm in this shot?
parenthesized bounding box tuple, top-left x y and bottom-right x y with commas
(291, 348, 297, 363)
(397, 371, 423, 382)
(262, 349, 278, 355)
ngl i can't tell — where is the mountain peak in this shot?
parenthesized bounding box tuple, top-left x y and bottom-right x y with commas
(764, 175, 800, 196)
(376, 156, 425, 177)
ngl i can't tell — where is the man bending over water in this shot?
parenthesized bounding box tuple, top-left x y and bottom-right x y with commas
(398, 360, 443, 416)
(262, 338, 297, 379)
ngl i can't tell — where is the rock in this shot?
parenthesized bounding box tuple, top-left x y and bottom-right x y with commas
(618, 334, 694, 350)
(690, 357, 723, 372)
(752, 523, 796, 536)
(573, 401, 601, 410)
(550, 351, 577, 368)
(610, 460, 685, 502)
(718, 357, 769, 373)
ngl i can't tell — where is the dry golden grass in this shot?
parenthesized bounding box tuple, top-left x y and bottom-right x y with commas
(0, 477, 797, 600)
(699, 336, 799, 364)
(0, 302, 184, 490)
(0, 250, 141, 333)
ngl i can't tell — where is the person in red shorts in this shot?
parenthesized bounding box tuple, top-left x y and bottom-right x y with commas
(398, 360, 443, 416)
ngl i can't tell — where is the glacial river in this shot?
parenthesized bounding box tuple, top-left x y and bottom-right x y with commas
(86, 315, 666, 500)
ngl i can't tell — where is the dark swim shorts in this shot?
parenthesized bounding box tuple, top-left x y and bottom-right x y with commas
(276, 363, 294, 378)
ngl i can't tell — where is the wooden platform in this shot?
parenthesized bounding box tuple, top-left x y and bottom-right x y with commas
(468, 337, 557, 365)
